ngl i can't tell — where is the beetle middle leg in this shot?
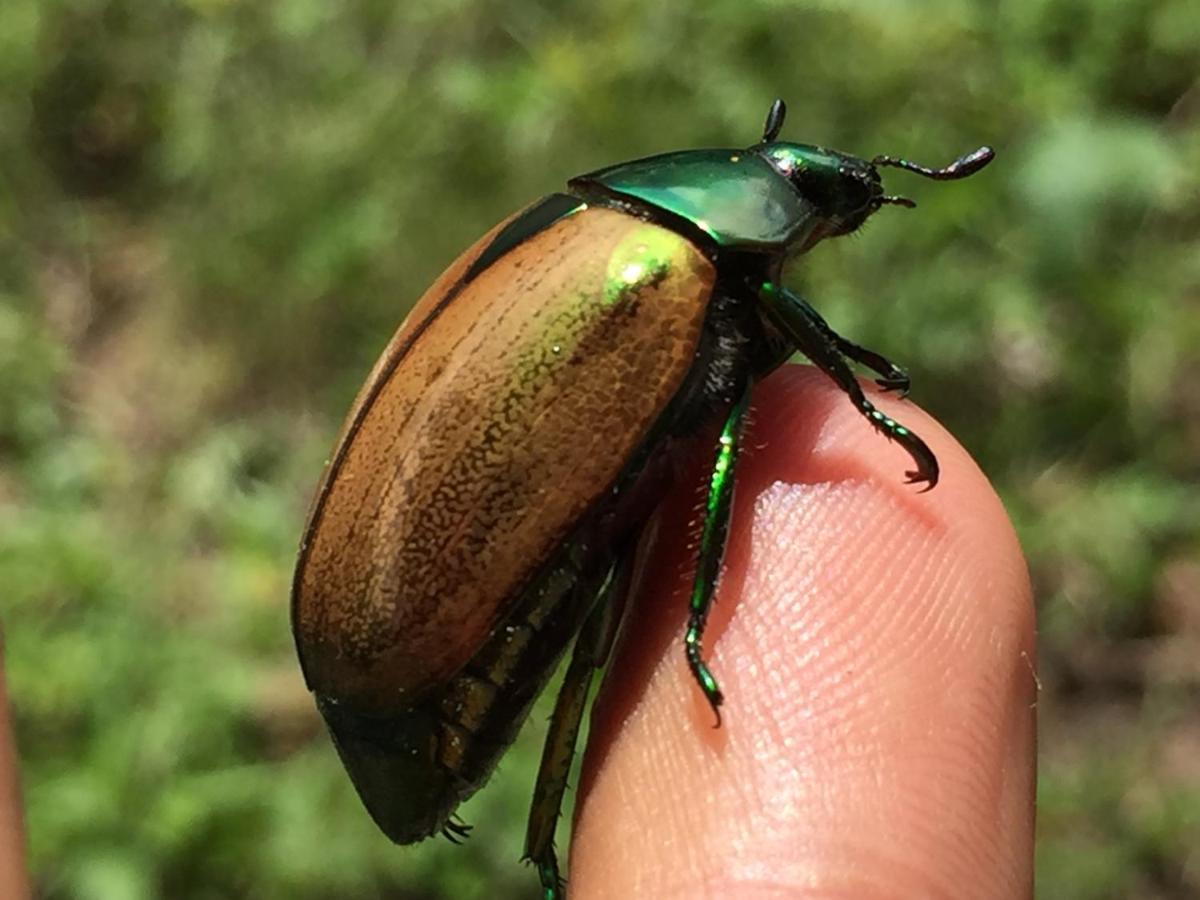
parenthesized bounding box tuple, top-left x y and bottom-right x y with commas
(524, 550, 634, 900)
(684, 376, 753, 726)
(757, 281, 938, 489)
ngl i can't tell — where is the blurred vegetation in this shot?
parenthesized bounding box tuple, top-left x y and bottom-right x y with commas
(1, 1, 1197, 897)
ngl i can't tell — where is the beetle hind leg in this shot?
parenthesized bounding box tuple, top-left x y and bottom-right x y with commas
(685, 376, 753, 726)
(523, 553, 633, 900)
(757, 281, 938, 489)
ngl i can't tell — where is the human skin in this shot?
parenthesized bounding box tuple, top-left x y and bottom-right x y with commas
(0, 638, 30, 900)
(570, 365, 1037, 899)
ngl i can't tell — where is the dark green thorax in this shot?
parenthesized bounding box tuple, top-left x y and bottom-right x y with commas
(569, 140, 891, 256)
(569, 148, 821, 251)
(568, 99, 992, 263)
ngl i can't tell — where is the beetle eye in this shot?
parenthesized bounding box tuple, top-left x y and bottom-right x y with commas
(784, 166, 837, 210)
(765, 146, 802, 177)
(840, 169, 872, 206)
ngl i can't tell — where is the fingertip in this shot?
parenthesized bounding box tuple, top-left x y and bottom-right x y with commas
(571, 366, 1035, 900)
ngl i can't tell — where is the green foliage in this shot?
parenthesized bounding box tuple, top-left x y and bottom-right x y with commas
(1, 0, 1197, 897)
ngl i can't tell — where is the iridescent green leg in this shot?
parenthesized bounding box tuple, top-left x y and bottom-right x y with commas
(787, 291, 910, 395)
(757, 281, 938, 488)
(524, 555, 631, 900)
(686, 378, 753, 726)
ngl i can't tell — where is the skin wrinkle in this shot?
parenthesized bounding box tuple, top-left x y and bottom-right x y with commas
(654, 717, 710, 884)
(822, 643, 1003, 859)
(838, 755, 995, 899)
(722, 481, 915, 882)
(936, 542, 984, 653)
(856, 541, 954, 686)
(822, 515, 981, 716)
(873, 542, 1022, 888)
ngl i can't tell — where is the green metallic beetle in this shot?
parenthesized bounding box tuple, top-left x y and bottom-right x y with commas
(291, 99, 993, 898)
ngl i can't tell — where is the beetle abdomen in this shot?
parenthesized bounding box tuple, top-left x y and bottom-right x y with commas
(293, 206, 716, 713)
(313, 525, 612, 843)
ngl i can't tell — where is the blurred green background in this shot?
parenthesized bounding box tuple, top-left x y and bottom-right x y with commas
(2, 0, 1198, 897)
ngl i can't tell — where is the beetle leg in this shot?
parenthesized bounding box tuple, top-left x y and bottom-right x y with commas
(685, 376, 753, 727)
(441, 816, 473, 844)
(757, 281, 938, 489)
(524, 552, 633, 900)
(838, 338, 910, 396)
(786, 290, 911, 396)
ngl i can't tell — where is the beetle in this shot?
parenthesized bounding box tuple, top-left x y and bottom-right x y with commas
(291, 99, 993, 898)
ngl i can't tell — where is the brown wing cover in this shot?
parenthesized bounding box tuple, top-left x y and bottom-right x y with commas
(293, 206, 715, 712)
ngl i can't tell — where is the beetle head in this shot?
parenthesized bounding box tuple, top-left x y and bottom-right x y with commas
(757, 141, 891, 242)
(755, 98, 994, 249)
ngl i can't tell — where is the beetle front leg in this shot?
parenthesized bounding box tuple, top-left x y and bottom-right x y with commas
(524, 552, 632, 900)
(757, 281, 939, 489)
(784, 290, 911, 396)
(832, 335, 910, 396)
(685, 377, 753, 726)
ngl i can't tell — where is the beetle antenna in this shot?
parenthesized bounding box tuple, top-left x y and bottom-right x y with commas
(761, 99, 787, 143)
(878, 195, 917, 209)
(872, 145, 995, 181)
